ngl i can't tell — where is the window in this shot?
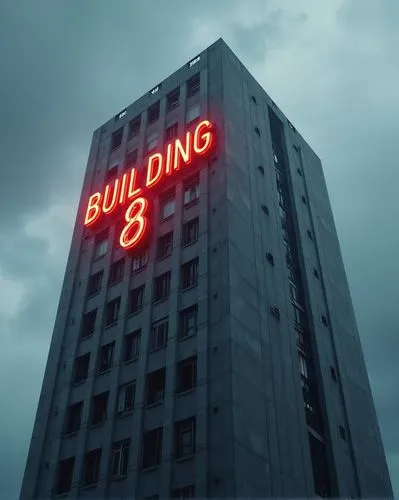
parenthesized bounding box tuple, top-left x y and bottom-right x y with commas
(109, 258, 125, 285)
(148, 101, 160, 124)
(157, 232, 173, 259)
(302, 195, 307, 205)
(166, 122, 178, 141)
(339, 425, 347, 440)
(88, 271, 103, 296)
(98, 342, 115, 373)
(106, 164, 118, 182)
(251, 95, 257, 104)
(254, 126, 260, 136)
(330, 366, 337, 381)
(167, 87, 180, 111)
(160, 194, 175, 220)
(151, 317, 168, 350)
(105, 297, 121, 327)
(147, 368, 166, 405)
(183, 179, 199, 206)
(55, 457, 74, 495)
(308, 433, 331, 497)
(142, 427, 163, 468)
(186, 104, 200, 124)
(322, 315, 328, 327)
(307, 229, 313, 240)
(261, 204, 269, 215)
(124, 330, 141, 362)
(132, 251, 148, 272)
(118, 382, 135, 415)
(146, 132, 158, 154)
(172, 485, 195, 499)
(265, 252, 274, 266)
(111, 128, 123, 151)
(81, 309, 97, 339)
(271, 306, 280, 320)
(90, 392, 108, 426)
(129, 115, 141, 138)
(289, 281, 300, 304)
(64, 401, 83, 434)
(294, 305, 307, 329)
(182, 217, 199, 247)
(94, 231, 108, 260)
(175, 417, 196, 458)
(115, 108, 126, 121)
(111, 439, 130, 479)
(313, 268, 320, 279)
(125, 148, 138, 169)
(154, 272, 171, 302)
(298, 353, 308, 379)
(258, 165, 264, 175)
(83, 449, 102, 487)
(187, 73, 200, 98)
(179, 305, 197, 339)
(177, 357, 197, 393)
(181, 258, 198, 290)
(128, 285, 144, 314)
(74, 353, 90, 384)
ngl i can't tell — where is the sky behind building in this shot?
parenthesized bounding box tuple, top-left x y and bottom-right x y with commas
(0, 0, 398, 498)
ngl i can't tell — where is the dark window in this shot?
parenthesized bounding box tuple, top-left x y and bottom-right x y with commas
(266, 252, 274, 266)
(179, 305, 197, 339)
(74, 353, 90, 384)
(142, 427, 163, 468)
(181, 258, 198, 290)
(148, 101, 160, 124)
(55, 457, 74, 495)
(254, 126, 261, 136)
(106, 164, 118, 182)
(167, 87, 180, 111)
(182, 217, 199, 247)
(98, 342, 115, 373)
(271, 306, 280, 320)
(322, 315, 328, 327)
(160, 195, 175, 220)
(294, 305, 307, 329)
(308, 433, 331, 497)
(81, 309, 97, 339)
(251, 95, 257, 104)
(261, 204, 269, 215)
(177, 357, 197, 393)
(124, 330, 141, 362)
(297, 167, 302, 176)
(118, 382, 135, 415)
(302, 379, 321, 432)
(339, 425, 347, 440)
(289, 281, 301, 305)
(166, 122, 178, 141)
(330, 366, 337, 381)
(90, 392, 108, 426)
(154, 272, 171, 302)
(88, 271, 103, 296)
(175, 417, 196, 458)
(151, 317, 169, 350)
(111, 439, 130, 479)
(157, 232, 173, 259)
(298, 352, 308, 379)
(132, 251, 148, 272)
(187, 73, 200, 98)
(302, 195, 307, 205)
(94, 230, 108, 260)
(125, 149, 138, 169)
(172, 485, 195, 499)
(307, 229, 313, 240)
(105, 297, 121, 327)
(128, 285, 144, 314)
(109, 258, 125, 285)
(314, 268, 320, 279)
(128, 115, 141, 138)
(183, 179, 199, 206)
(147, 368, 166, 405)
(111, 128, 123, 151)
(258, 165, 264, 175)
(64, 401, 83, 434)
(83, 449, 102, 487)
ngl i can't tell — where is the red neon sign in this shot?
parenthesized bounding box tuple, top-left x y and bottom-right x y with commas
(84, 119, 215, 251)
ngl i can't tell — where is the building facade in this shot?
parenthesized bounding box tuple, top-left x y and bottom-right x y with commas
(20, 39, 393, 499)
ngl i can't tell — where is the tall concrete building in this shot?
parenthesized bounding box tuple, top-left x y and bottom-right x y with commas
(20, 39, 392, 499)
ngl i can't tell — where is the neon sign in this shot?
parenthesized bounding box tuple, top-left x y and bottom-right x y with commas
(84, 119, 215, 251)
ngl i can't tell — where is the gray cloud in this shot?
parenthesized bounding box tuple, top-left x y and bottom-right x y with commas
(0, 0, 398, 498)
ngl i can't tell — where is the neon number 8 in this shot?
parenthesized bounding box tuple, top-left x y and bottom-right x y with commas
(120, 197, 149, 250)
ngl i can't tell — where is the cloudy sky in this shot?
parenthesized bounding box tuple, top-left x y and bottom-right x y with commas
(0, 0, 398, 497)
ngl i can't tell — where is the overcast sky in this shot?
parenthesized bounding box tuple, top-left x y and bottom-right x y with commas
(0, 0, 398, 498)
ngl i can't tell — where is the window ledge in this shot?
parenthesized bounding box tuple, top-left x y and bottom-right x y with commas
(184, 199, 199, 209)
(182, 284, 197, 292)
(72, 379, 87, 387)
(177, 332, 196, 342)
(104, 321, 118, 330)
(127, 310, 143, 318)
(150, 345, 167, 353)
(176, 454, 194, 463)
(146, 400, 163, 409)
(156, 252, 172, 261)
(81, 483, 98, 491)
(182, 240, 197, 249)
(123, 357, 139, 365)
(79, 333, 94, 342)
(177, 388, 195, 397)
(142, 465, 160, 473)
(90, 421, 106, 429)
(118, 409, 134, 418)
(153, 298, 168, 305)
(62, 431, 78, 438)
(111, 474, 128, 482)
